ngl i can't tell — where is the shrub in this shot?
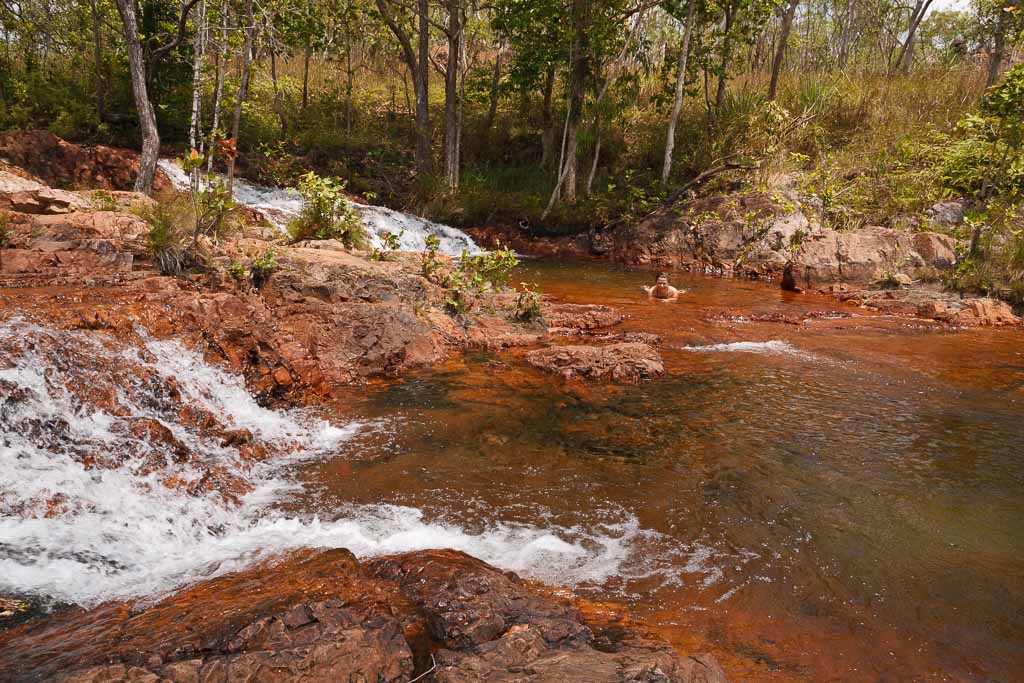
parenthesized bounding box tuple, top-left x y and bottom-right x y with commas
(91, 190, 118, 212)
(144, 203, 189, 276)
(181, 149, 238, 243)
(250, 248, 278, 289)
(442, 245, 520, 315)
(287, 172, 366, 247)
(515, 283, 543, 322)
(227, 260, 247, 281)
(421, 234, 443, 280)
(371, 231, 402, 261)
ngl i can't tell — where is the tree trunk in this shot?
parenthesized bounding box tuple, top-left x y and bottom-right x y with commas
(188, 0, 206, 189)
(540, 65, 556, 169)
(892, 0, 933, 75)
(415, 0, 432, 174)
(270, 37, 287, 139)
(484, 45, 503, 132)
(443, 0, 461, 190)
(227, 0, 256, 194)
(715, 5, 736, 113)
(90, 0, 105, 120)
(207, 6, 228, 174)
(987, 8, 1009, 86)
(375, 0, 432, 174)
(768, 0, 799, 100)
(661, 0, 696, 183)
(585, 118, 601, 197)
(302, 45, 312, 112)
(113, 0, 159, 194)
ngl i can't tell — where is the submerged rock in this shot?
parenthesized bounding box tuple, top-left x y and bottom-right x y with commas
(526, 343, 665, 383)
(0, 549, 727, 683)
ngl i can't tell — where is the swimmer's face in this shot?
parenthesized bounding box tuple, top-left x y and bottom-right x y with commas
(657, 276, 669, 285)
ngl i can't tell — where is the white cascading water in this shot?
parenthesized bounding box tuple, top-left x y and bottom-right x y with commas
(0, 319, 656, 608)
(157, 160, 481, 256)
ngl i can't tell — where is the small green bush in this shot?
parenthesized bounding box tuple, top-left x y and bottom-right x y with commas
(250, 248, 278, 289)
(515, 283, 543, 322)
(370, 231, 402, 261)
(228, 260, 247, 281)
(287, 172, 366, 248)
(422, 234, 443, 280)
(142, 200, 192, 276)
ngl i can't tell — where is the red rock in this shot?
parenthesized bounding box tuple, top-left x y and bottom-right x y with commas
(782, 226, 957, 291)
(0, 130, 172, 192)
(526, 343, 665, 383)
(0, 549, 728, 683)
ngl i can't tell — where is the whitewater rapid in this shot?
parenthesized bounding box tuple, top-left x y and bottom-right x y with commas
(0, 319, 661, 607)
(157, 160, 480, 256)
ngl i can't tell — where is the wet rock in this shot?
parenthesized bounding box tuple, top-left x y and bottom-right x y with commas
(544, 303, 625, 332)
(369, 550, 727, 683)
(526, 343, 664, 383)
(782, 226, 957, 292)
(1, 549, 726, 683)
(839, 289, 1021, 326)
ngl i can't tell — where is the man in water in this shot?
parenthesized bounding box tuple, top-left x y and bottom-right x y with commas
(643, 272, 681, 300)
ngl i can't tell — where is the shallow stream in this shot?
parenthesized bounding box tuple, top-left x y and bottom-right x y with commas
(2, 260, 1022, 681)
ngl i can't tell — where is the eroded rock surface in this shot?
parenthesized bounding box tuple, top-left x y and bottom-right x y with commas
(839, 289, 1021, 326)
(0, 130, 172, 192)
(612, 192, 811, 278)
(526, 343, 665, 383)
(0, 549, 727, 683)
(782, 226, 957, 291)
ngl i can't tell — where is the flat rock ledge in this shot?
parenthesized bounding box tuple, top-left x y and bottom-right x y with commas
(527, 342, 665, 383)
(0, 549, 727, 683)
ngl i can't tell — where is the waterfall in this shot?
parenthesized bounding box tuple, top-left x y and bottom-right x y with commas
(0, 319, 650, 608)
(157, 160, 480, 256)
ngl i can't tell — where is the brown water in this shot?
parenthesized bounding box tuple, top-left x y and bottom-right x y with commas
(291, 261, 1024, 681)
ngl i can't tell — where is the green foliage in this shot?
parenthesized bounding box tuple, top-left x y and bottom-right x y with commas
(421, 234, 443, 280)
(181, 149, 238, 243)
(514, 282, 543, 322)
(91, 190, 118, 212)
(227, 260, 247, 280)
(287, 172, 365, 247)
(443, 245, 520, 314)
(249, 248, 278, 289)
(370, 230, 402, 261)
(144, 201, 190, 276)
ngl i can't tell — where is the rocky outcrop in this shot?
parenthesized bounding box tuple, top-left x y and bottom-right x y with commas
(781, 226, 957, 292)
(838, 289, 1021, 326)
(0, 168, 628, 395)
(0, 549, 727, 683)
(0, 130, 172, 192)
(612, 192, 811, 278)
(526, 343, 665, 383)
(0, 170, 92, 214)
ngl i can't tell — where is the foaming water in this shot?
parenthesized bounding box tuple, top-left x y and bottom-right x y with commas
(0, 319, 660, 607)
(681, 340, 807, 356)
(156, 159, 480, 256)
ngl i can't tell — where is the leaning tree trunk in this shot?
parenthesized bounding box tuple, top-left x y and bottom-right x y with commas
(768, 0, 799, 100)
(113, 0, 159, 194)
(715, 5, 736, 113)
(662, 0, 696, 183)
